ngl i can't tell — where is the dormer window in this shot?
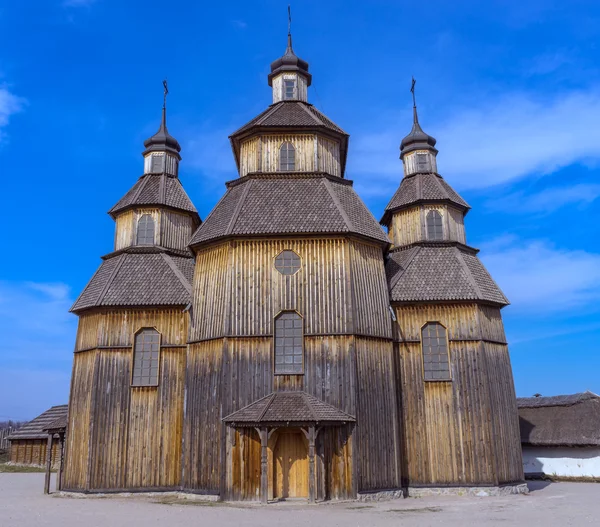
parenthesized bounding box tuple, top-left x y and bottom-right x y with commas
(283, 79, 296, 100)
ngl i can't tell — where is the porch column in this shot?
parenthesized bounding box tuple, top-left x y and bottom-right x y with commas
(260, 427, 268, 504)
(44, 434, 53, 494)
(57, 432, 65, 491)
(308, 425, 316, 503)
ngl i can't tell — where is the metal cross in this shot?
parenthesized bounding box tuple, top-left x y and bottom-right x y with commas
(288, 5, 292, 35)
(163, 79, 169, 109)
(410, 77, 416, 108)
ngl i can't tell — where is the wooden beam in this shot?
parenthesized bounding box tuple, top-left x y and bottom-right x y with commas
(57, 432, 65, 491)
(308, 425, 316, 503)
(260, 427, 268, 504)
(44, 434, 53, 495)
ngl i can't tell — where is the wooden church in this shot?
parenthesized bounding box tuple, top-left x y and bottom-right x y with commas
(62, 30, 524, 501)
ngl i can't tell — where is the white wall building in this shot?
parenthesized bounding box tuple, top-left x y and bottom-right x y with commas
(518, 392, 600, 480)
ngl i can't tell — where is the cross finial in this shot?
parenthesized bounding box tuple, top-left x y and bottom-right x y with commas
(163, 79, 169, 110)
(410, 77, 420, 124)
(288, 5, 292, 35)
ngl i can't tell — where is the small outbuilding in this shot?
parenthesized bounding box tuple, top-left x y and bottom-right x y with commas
(8, 405, 68, 468)
(518, 392, 600, 480)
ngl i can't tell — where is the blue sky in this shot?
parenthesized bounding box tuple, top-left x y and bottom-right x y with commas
(1, 0, 599, 420)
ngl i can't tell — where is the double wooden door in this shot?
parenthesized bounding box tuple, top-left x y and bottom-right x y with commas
(273, 430, 308, 499)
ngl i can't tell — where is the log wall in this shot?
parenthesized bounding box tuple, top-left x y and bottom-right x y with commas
(238, 134, 342, 177)
(113, 208, 195, 253)
(389, 204, 466, 248)
(190, 238, 391, 342)
(9, 439, 61, 468)
(75, 308, 189, 351)
(63, 350, 95, 490)
(63, 310, 188, 492)
(393, 303, 523, 487)
(271, 72, 309, 103)
(185, 333, 396, 499)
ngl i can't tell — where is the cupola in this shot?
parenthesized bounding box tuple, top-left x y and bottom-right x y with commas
(400, 85, 438, 177)
(268, 24, 311, 103)
(142, 81, 181, 177)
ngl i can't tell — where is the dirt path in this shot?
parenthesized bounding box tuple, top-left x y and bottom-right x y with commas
(1, 474, 598, 526)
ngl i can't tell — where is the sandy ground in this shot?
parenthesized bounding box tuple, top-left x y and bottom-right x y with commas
(1, 473, 599, 526)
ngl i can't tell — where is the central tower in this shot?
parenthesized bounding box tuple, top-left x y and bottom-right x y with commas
(183, 30, 400, 502)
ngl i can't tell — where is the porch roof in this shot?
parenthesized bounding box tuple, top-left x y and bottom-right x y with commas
(222, 391, 355, 427)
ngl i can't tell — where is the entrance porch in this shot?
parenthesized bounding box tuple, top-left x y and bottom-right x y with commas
(222, 391, 356, 503)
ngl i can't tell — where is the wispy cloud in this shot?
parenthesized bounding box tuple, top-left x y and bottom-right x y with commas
(0, 281, 76, 419)
(0, 85, 26, 144)
(486, 183, 600, 214)
(231, 19, 248, 29)
(352, 87, 600, 192)
(479, 236, 600, 312)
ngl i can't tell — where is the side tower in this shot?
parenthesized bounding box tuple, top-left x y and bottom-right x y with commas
(62, 97, 200, 492)
(381, 102, 524, 489)
(183, 32, 400, 501)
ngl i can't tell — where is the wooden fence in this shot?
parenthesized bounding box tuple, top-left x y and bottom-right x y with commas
(0, 427, 16, 451)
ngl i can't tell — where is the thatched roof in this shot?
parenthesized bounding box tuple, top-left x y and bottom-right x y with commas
(7, 405, 68, 440)
(518, 392, 600, 447)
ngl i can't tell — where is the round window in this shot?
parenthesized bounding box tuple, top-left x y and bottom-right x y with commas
(274, 250, 301, 275)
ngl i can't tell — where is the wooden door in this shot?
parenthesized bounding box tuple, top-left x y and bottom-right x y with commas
(273, 431, 308, 499)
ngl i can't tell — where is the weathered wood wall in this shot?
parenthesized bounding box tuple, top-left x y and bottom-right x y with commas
(63, 350, 95, 490)
(389, 204, 466, 248)
(114, 208, 195, 252)
(186, 235, 396, 498)
(184, 333, 396, 499)
(393, 303, 523, 486)
(63, 311, 188, 491)
(75, 308, 188, 351)
(402, 150, 438, 175)
(238, 134, 341, 177)
(191, 238, 391, 342)
(271, 72, 309, 103)
(9, 439, 61, 468)
(355, 337, 401, 490)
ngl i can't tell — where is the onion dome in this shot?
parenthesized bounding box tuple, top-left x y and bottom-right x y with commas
(400, 107, 437, 158)
(143, 106, 182, 159)
(268, 33, 312, 87)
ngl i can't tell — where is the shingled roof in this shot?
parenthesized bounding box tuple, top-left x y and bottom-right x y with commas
(223, 392, 355, 426)
(386, 245, 509, 305)
(518, 392, 600, 447)
(8, 405, 68, 441)
(109, 174, 199, 219)
(71, 252, 194, 313)
(381, 173, 469, 225)
(231, 101, 346, 136)
(189, 174, 389, 247)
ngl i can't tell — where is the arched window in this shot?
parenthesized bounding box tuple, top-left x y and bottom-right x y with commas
(426, 210, 443, 241)
(279, 142, 296, 171)
(274, 312, 303, 374)
(136, 214, 154, 245)
(132, 328, 160, 386)
(421, 322, 450, 381)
